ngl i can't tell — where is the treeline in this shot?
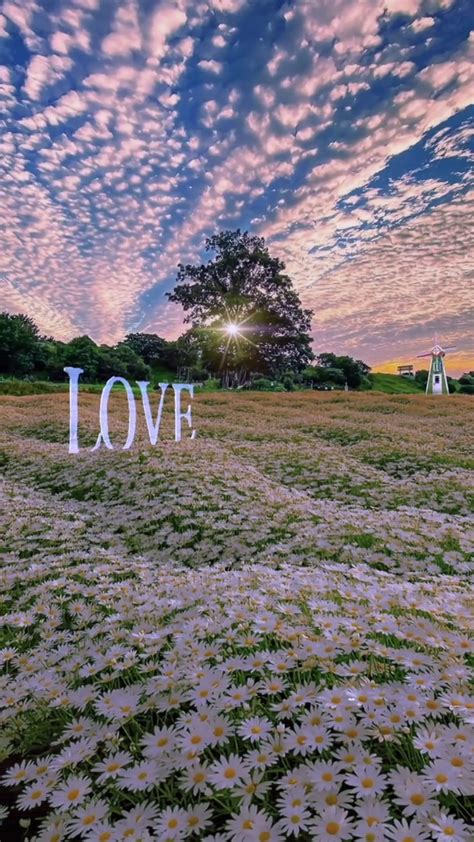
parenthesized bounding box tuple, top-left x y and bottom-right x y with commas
(0, 313, 194, 383)
(2, 312, 471, 393)
(1, 312, 372, 390)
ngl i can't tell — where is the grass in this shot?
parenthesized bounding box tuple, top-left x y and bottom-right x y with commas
(0, 372, 464, 398)
(0, 379, 173, 397)
(369, 372, 425, 393)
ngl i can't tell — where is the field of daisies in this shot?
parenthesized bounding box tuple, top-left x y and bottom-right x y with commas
(0, 390, 473, 842)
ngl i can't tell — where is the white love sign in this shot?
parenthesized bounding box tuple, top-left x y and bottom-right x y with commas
(64, 367, 196, 454)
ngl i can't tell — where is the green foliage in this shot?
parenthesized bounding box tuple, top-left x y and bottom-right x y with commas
(119, 332, 167, 365)
(0, 309, 376, 395)
(252, 377, 274, 391)
(415, 369, 429, 387)
(200, 377, 221, 391)
(0, 312, 40, 374)
(458, 373, 474, 394)
(316, 352, 370, 388)
(167, 229, 314, 378)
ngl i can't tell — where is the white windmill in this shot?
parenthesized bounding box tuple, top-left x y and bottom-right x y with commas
(416, 341, 456, 395)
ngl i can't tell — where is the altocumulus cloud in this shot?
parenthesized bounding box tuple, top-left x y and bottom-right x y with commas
(0, 0, 472, 370)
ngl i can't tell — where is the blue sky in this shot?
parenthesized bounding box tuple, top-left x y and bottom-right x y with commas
(0, 0, 473, 372)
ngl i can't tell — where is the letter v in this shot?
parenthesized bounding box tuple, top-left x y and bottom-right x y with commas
(137, 382, 169, 445)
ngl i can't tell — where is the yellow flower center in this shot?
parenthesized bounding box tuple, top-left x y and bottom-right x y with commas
(326, 822, 341, 835)
(83, 815, 96, 826)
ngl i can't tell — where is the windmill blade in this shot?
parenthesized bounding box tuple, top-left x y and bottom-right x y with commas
(416, 352, 432, 358)
(443, 346, 457, 352)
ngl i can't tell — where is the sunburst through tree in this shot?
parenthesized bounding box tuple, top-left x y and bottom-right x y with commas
(167, 230, 314, 386)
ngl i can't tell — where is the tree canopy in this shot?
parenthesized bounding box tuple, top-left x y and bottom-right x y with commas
(0, 312, 40, 374)
(315, 353, 371, 389)
(167, 230, 314, 377)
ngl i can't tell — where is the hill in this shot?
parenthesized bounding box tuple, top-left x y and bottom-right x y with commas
(369, 372, 424, 393)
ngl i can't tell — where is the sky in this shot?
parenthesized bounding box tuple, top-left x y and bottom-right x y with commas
(0, 0, 473, 375)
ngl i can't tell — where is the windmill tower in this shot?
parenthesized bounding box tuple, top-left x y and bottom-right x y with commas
(417, 342, 456, 395)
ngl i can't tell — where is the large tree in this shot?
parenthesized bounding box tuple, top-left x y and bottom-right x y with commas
(167, 230, 314, 378)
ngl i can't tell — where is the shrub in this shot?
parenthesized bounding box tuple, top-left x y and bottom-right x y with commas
(252, 378, 273, 391)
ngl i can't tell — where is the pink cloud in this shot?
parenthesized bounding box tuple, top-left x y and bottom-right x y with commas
(198, 59, 223, 74)
(102, 0, 141, 57)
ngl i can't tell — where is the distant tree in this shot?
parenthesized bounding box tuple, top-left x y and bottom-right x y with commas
(355, 359, 371, 377)
(120, 333, 167, 366)
(320, 367, 347, 387)
(160, 332, 201, 372)
(316, 353, 370, 389)
(63, 336, 103, 382)
(415, 369, 429, 388)
(302, 366, 323, 386)
(110, 344, 151, 380)
(459, 372, 474, 395)
(34, 339, 68, 381)
(167, 230, 314, 379)
(0, 312, 40, 375)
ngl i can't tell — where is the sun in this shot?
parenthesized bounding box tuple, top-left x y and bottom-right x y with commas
(225, 323, 240, 337)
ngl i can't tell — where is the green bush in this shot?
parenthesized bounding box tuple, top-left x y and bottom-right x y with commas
(252, 378, 273, 391)
(200, 378, 220, 391)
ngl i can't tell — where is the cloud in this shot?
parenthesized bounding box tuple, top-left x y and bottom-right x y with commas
(101, 0, 141, 57)
(0, 0, 472, 372)
(198, 59, 223, 74)
(409, 16, 435, 33)
(149, 4, 187, 57)
(23, 54, 72, 100)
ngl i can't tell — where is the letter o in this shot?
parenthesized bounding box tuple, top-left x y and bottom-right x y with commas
(92, 377, 137, 451)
